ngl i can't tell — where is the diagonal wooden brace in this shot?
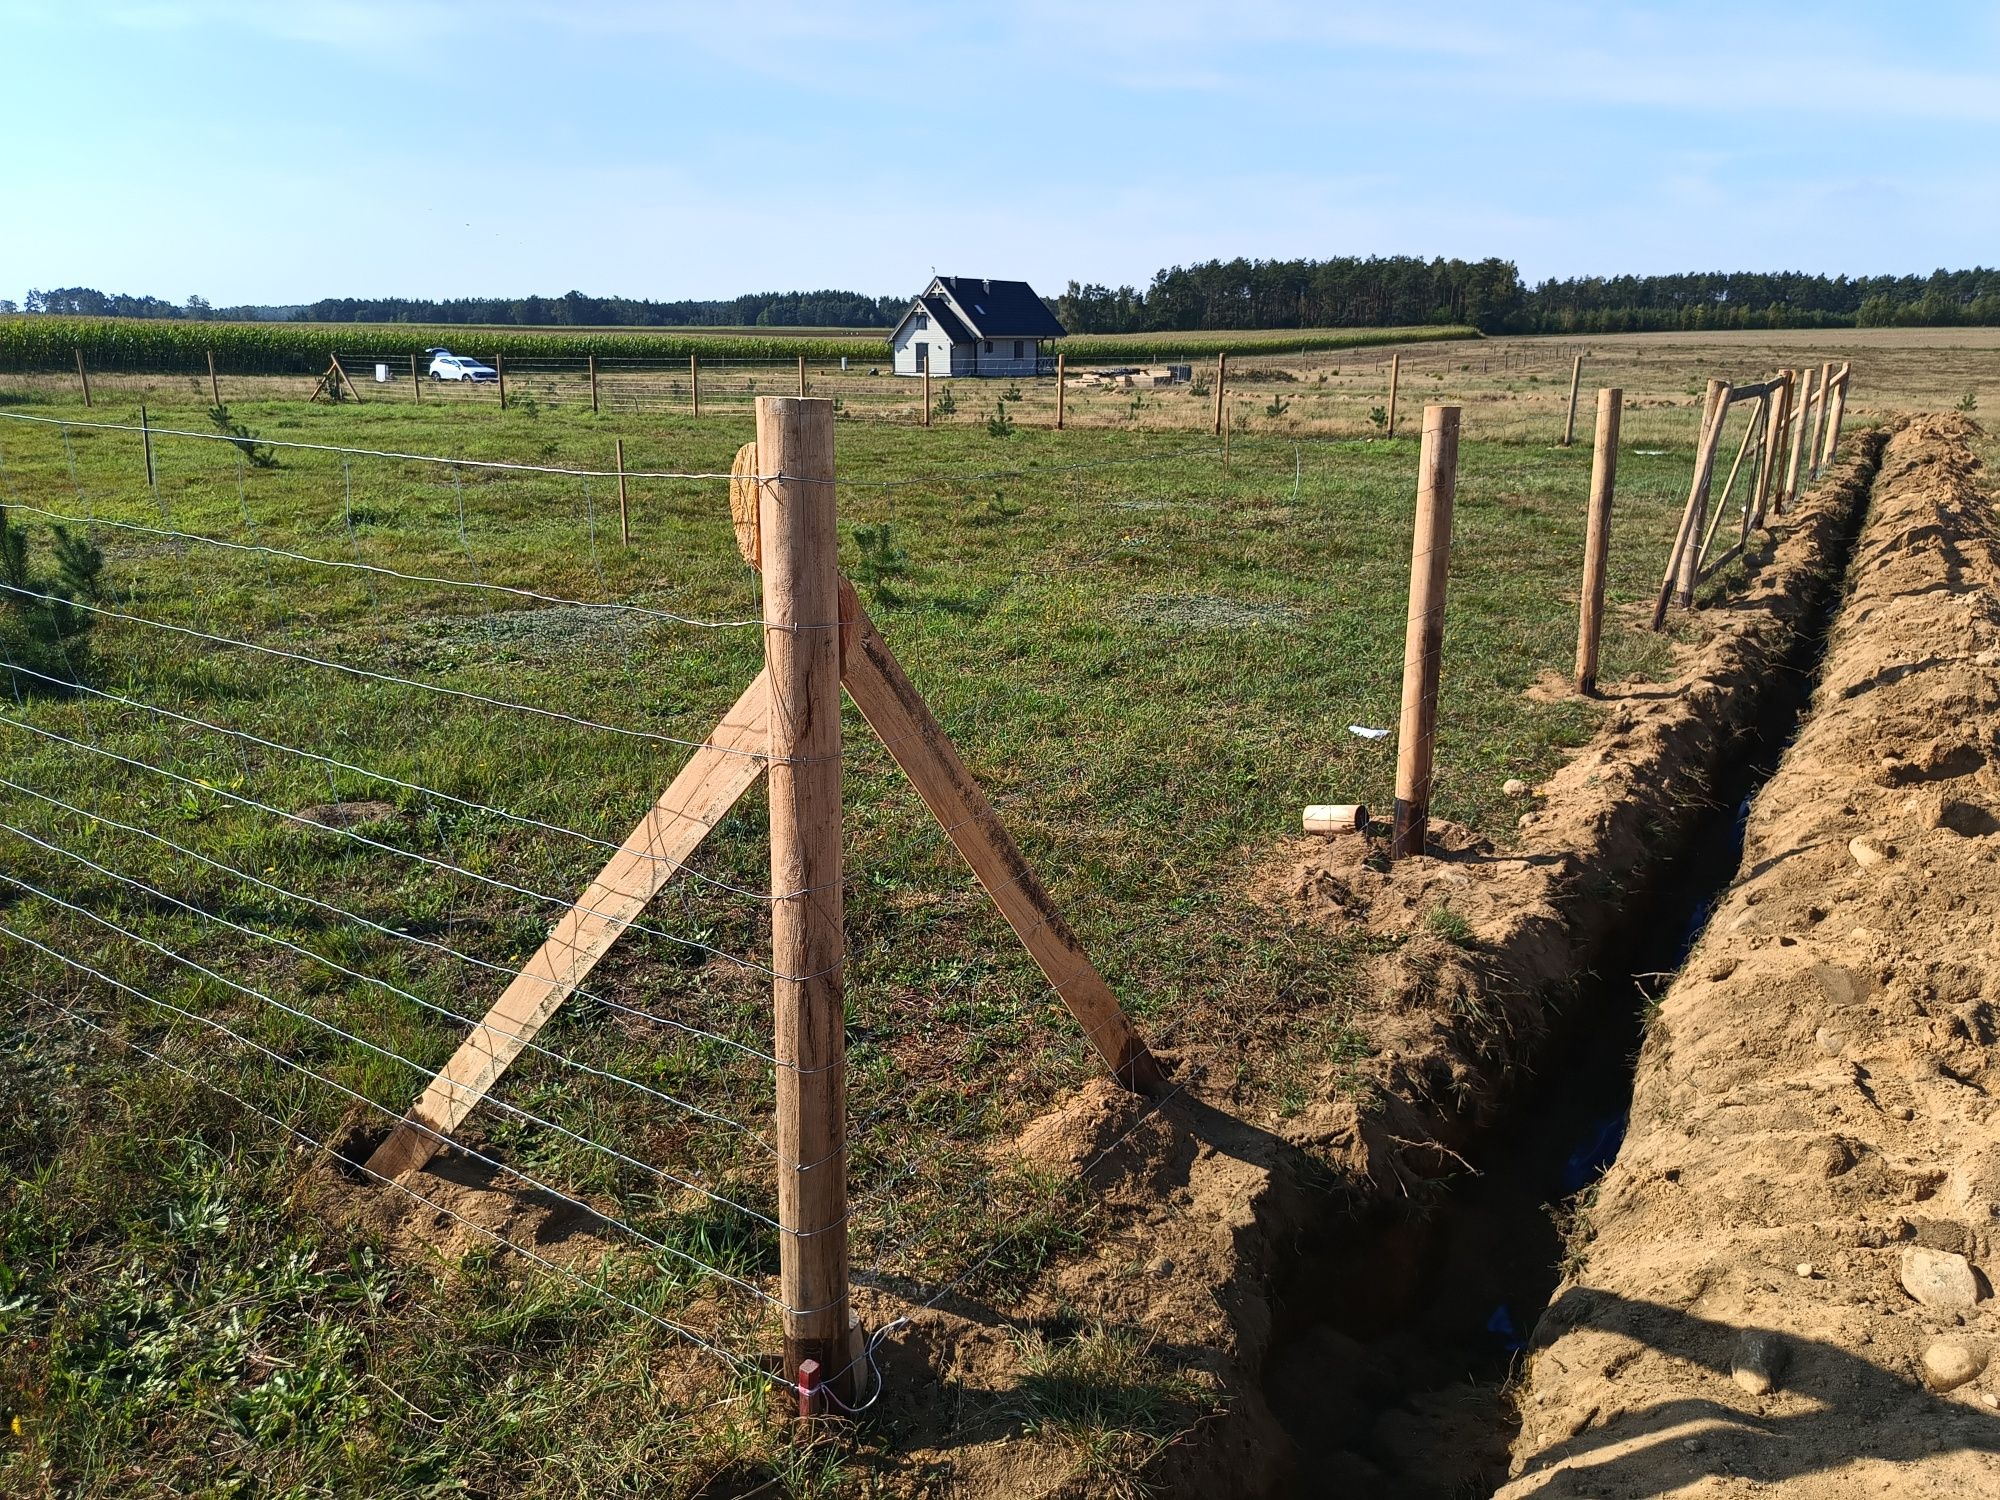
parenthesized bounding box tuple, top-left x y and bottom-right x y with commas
(365, 672, 772, 1180)
(839, 592, 1164, 1093)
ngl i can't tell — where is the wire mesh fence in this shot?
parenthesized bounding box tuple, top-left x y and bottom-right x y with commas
(0, 361, 1837, 1413)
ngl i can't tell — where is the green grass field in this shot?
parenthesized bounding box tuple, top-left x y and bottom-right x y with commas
(0, 387, 1699, 1495)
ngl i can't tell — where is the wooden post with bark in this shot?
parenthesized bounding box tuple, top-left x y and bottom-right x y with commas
(756, 396, 852, 1407)
(797, 354, 807, 398)
(1055, 352, 1065, 430)
(588, 354, 599, 413)
(1213, 352, 1227, 435)
(74, 349, 91, 408)
(1750, 372, 1789, 530)
(691, 354, 700, 416)
(922, 362, 931, 427)
(139, 403, 155, 489)
(1809, 360, 1835, 479)
(1785, 366, 1817, 507)
(615, 438, 630, 547)
(1673, 379, 1728, 608)
(1820, 363, 1850, 471)
(206, 350, 221, 409)
(1387, 351, 1400, 436)
(1390, 405, 1460, 860)
(411, 353, 423, 402)
(1650, 380, 1730, 629)
(496, 352, 507, 410)
(1561, 353, 1583, 446)
(1574, 388, 1620, 695)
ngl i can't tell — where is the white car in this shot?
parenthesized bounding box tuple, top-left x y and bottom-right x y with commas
(427, 349, 498, 382)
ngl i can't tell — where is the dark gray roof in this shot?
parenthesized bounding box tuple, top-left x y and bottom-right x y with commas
(933, 276, 1066, 339)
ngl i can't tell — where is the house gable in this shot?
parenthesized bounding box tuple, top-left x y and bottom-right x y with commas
(925, 276, 1066, 341)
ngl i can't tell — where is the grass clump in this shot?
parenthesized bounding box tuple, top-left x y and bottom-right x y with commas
(1014, 1323, 1211, 1497)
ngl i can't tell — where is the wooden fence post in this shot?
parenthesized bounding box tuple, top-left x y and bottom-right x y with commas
(1055, 352, 1065, 430)
(329, 355, 363, 404)
(410, 353, 422, 402)
(1809, 360, 1835, 479)
(1650, 380, 1730, 629)
(756, 395, 851, 1406)
(1750, 372, 1789, 529)
(615, 438, 629, 547)
(74, 348, 91, 408)
(797, 354, 807, 398)
(922, 362, 931, 427)
(1387, 351, 1400, 436)
(1561, 353, 1582, 446)
(1390, 405, 1460, 860)
(1673, 379, 1727, 608)
(496, 352, 507, 410)
(1695, 394, 1765, 572)
(1212, 352, 1227, 435)
(139, 403, 155, 489)
(206, 350, 221, 409)
(690, 354, 700, 416)
(1821, 363, 1850, 470)
(589, 353, 599, 414)
(1785, 366, 1817, 507)
(1574, 388, 1620, 695)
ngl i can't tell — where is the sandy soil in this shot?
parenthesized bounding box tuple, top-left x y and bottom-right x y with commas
(1496, 415, 2000, 1497)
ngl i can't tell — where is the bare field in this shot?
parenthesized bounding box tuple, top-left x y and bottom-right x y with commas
(9, 326, 1983, 449)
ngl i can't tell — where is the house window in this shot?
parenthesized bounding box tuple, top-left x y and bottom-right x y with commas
(1013, 340, 1024, 359)
(916, 313, 929, 330)
(984, 340, 993, 353)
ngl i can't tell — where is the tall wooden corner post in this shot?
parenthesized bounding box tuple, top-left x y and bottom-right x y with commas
(1561, 353, 1583, 446)
(366, 397, 1160, 1407)
(757, 397, 853, 1405)
(1391, 405, 1460, 859)
(1574, 388, 1621, 695)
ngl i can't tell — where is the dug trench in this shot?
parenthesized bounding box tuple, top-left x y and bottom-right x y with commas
(1493, 415, 2000, 1497)
(1239, 428, 1894, 1496)
(862, 427, 1896, 1496)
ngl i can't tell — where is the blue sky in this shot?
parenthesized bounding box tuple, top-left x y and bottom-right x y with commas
(4, 1, 1995, 304)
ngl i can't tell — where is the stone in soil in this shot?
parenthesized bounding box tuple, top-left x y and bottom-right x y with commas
(1731, 1329, 1789, 1395)
(1901, 1246, 1983, 1311)
(1921, 1340, 1988, 1393)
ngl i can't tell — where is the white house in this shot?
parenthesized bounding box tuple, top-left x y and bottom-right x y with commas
(890, 276, 1066, 378)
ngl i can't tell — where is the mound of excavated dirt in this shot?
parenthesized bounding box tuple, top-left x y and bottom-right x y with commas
(1499, 415, 2000, 1497)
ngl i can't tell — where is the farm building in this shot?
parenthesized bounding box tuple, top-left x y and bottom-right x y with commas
(890, 276, 1065, 378)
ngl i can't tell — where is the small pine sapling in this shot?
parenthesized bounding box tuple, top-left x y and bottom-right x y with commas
(851, 521, 910, 604)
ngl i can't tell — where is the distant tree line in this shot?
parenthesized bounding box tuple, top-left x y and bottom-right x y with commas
(1054, 260, 2000, 334)
(20, 287, 282, 320)
(1513, 268, 2000, 333)
(16, 264, 2000, 334)
(1054, 257, 1524, 332)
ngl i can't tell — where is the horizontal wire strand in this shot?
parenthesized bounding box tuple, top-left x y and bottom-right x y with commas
(0, 915, 789, 1301)
(0, 656, 780, 902)
(0, 794, 770, 1148)
(0, 859, 784, 1234)
(0, 498, 761, 630)
(0, 973, 794, 1390)
(0, 712, 792, 1035)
